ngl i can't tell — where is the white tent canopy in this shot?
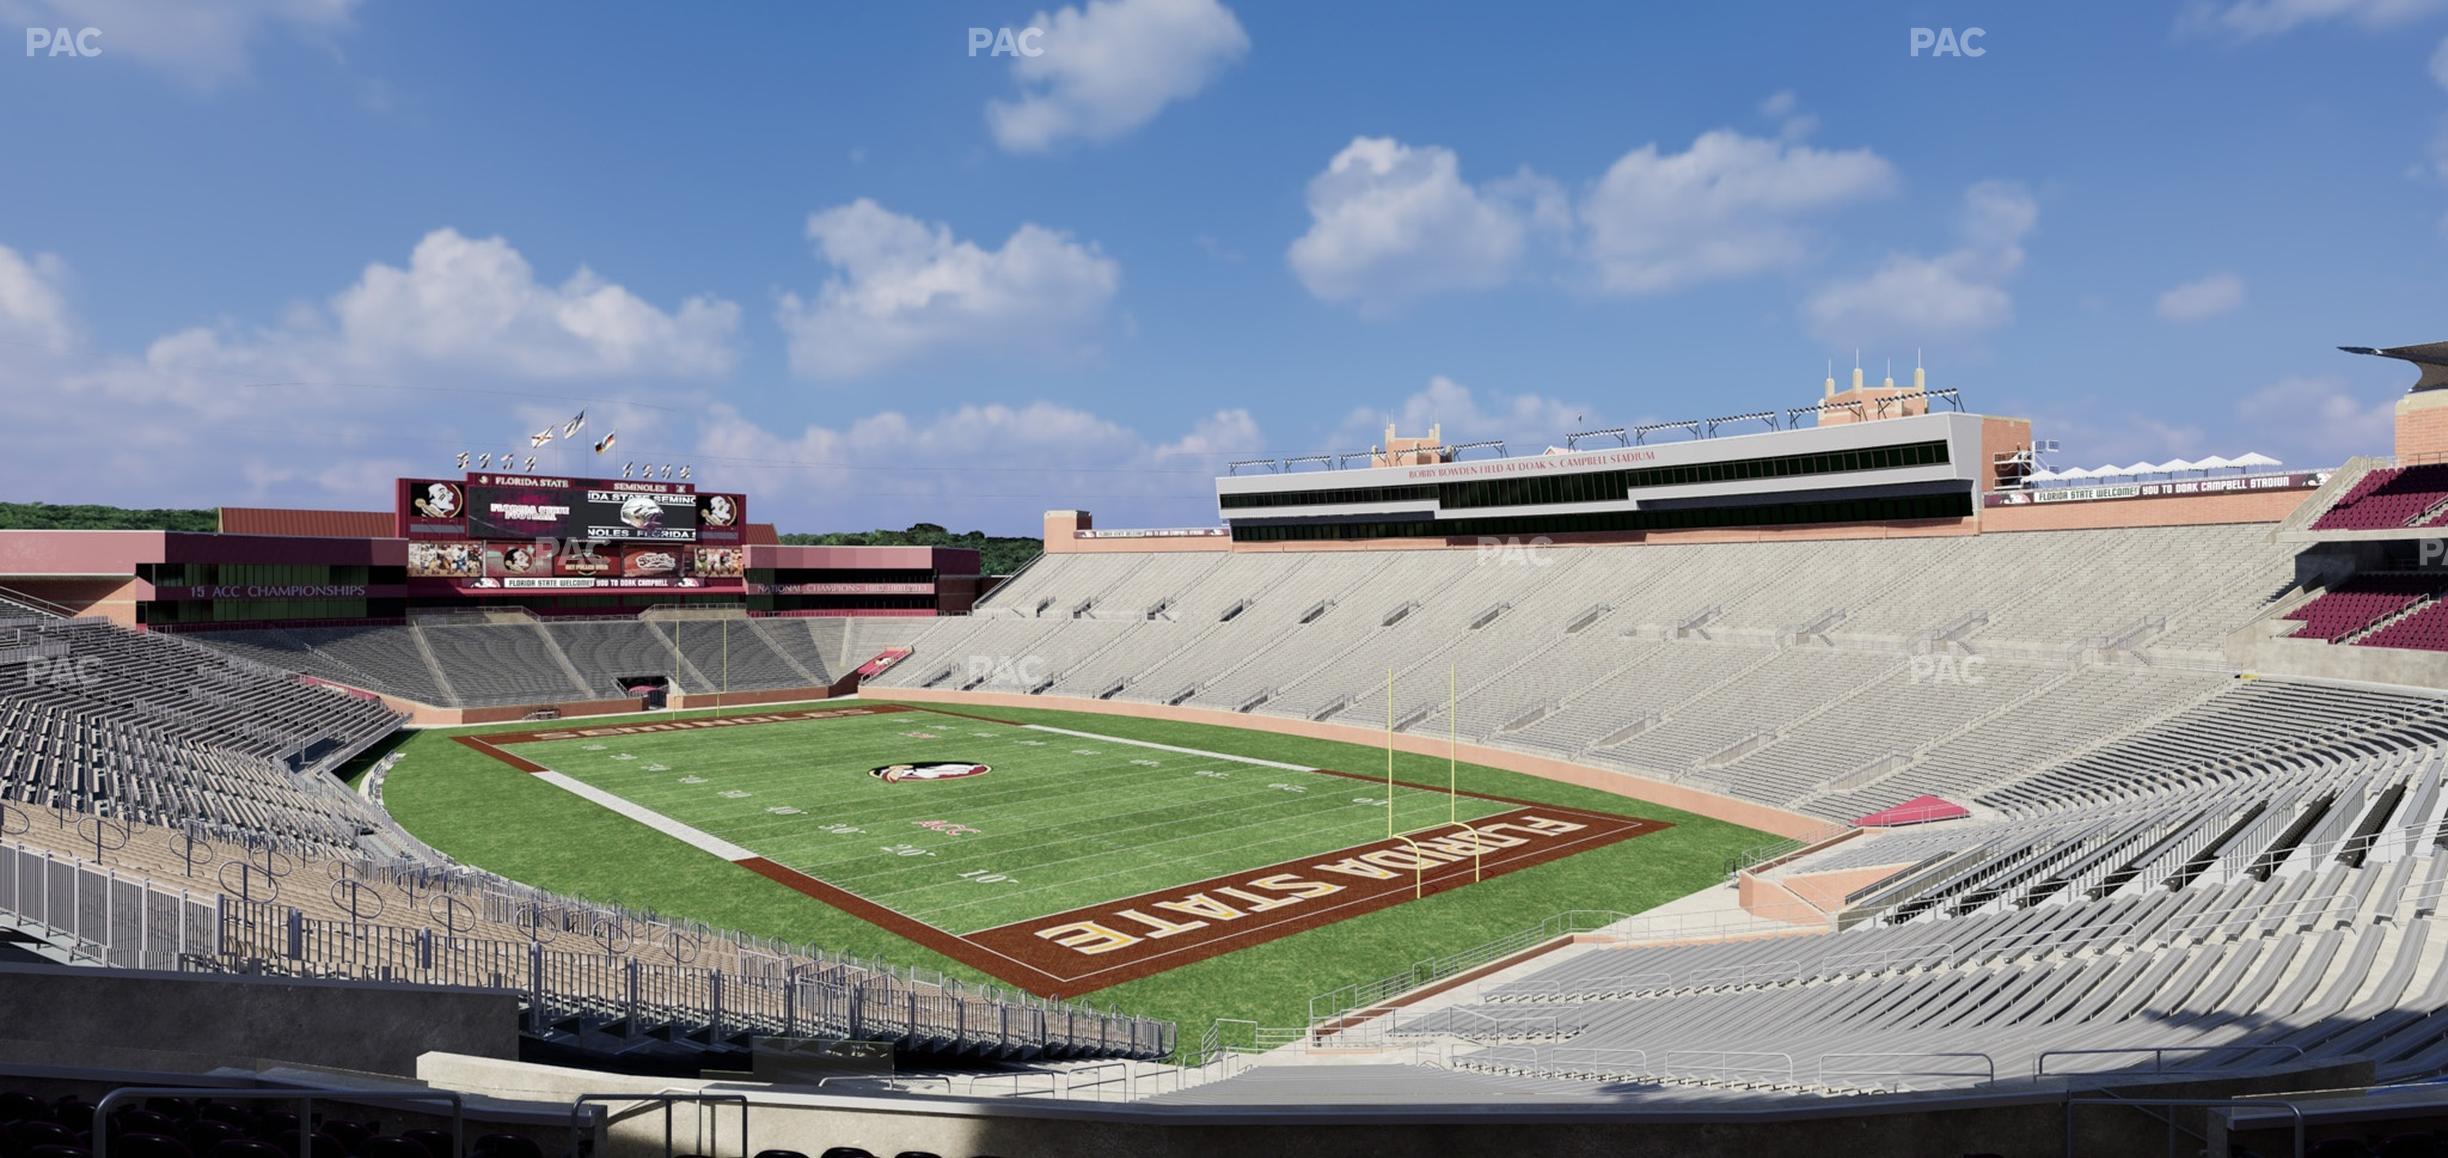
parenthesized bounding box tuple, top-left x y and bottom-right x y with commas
(2029, 451, 2283, 485)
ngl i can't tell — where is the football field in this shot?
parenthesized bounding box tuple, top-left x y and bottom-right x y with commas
(458, 702, 1666, 994)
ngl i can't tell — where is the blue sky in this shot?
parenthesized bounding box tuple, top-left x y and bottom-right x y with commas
(4, 0, 2447, 533)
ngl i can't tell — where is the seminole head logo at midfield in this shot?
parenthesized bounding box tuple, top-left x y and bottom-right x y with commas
(870, 762, 990, 784)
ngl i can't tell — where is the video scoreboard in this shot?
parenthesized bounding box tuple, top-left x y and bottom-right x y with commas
(394, 474, 748, 592)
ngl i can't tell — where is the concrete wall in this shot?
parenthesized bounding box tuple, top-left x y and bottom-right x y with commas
(420, 1051, 2378, 1158)
(0, 963, 518, 1076)
(380, 686, 839, 727)
(864, 686, 1839, 841)
(2225, 631, 2448, 688)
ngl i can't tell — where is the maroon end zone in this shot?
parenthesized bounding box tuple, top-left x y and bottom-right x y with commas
(961, 804, 1666, 993)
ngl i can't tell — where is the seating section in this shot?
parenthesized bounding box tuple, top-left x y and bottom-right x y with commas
(870, 528, 2313, 817)
(2, 794, 1172, 1061)
(0, 614, 400, 848)
(2287, 574, 2443, 641)
(189, 613, 860, 708)
(1383, 730, 2448, 1096)
(2312, 465, 2448, 531)
(2362, 600, 2448, 653)
(414, 625, 591, 705)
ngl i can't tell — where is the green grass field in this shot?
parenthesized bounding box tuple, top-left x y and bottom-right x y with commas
(517, 709, 1522, 933)
(384, 699, 1770, 1034)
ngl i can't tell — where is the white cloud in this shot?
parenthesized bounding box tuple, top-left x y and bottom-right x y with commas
(331, 229, 740, 378)
(1580, 130, 1898, 294)
(0, 244, 77, 356)
(776, 198, 1121, 379)
(2432, 35, 2448, 87)
(2182, 0, 2444, 37)
(1333, 376, 1593, 453)
(986, 0, 1249, 152)
(2155, 272, 2248, 322)
(696, 401, 1259, 530)
(1757, 90, 1818, 141)
(1803, 181, 2036, 347)
(1, 0, 358, 88)
(1286, 138, 1551, 311)
(6, 229, 734, 510)
(2234, 376, 2395, 462)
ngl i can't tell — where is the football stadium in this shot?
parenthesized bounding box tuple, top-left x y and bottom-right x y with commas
(16, 4, 2448, 1156)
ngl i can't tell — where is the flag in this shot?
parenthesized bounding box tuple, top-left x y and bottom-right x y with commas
(594, 430, 616, 454)
(530, 427, 555, 447)
(454, 452, 470, 469)
(564, 411, 586, 438)
(476, 453, 492, 469)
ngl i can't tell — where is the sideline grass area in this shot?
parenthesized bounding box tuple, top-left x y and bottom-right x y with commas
(384, 700, 1770, 1033)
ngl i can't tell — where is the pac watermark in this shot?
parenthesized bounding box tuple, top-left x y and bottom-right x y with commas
(967, 654, 1048, 685)
(1474, 535, 1556, 567)
(20, 654, 102, 689)
(968, 26, 1044, 57)
(1908, 654, 1986, 687)
(2420, 538, 2448, 567)
(25, 26, 100, 58)
(1908, 26, 1984, 57)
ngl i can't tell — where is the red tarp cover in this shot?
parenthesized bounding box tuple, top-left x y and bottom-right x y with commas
(1856, 795, 1969, 827)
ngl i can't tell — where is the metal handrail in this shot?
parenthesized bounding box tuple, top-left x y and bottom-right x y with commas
(2035, 1044, 2308, 1079)
(567, 1093, 747, 1158)
(94, 1087, 463, 1158)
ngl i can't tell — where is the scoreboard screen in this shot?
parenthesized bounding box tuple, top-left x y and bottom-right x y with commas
(395, 474, 749, 592)
(464, 484, 699, 542)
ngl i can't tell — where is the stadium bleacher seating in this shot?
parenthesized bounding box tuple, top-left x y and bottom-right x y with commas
(2311, 465, 2448, 531)
(868, 526, 2312, 820)
(189, 611, 855, 709)
(2361, 600, 2448, 653)
(0, 614, 400, 849)
(2286, 574, 2444, 641)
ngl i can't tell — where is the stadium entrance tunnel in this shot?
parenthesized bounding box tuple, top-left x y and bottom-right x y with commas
(619, 675, 671, 710)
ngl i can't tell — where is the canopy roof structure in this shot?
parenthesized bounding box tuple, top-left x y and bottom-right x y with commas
(2342, 341, 2448, 392)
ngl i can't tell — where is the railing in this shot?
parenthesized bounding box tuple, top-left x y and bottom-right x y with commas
(1658, 1049, 1795, 1086)
(94, 1087, 463, 1158)
(0, 819, 1173, 1061)
(2034, 1044, 2308, 1079)
(567, 1092, 746, 1158)
(1815, 1050, 1995, 1089)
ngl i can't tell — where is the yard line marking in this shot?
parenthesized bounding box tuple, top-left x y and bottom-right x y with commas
(528, 769, 762, 863)
(1015, 724, 1314, 771)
